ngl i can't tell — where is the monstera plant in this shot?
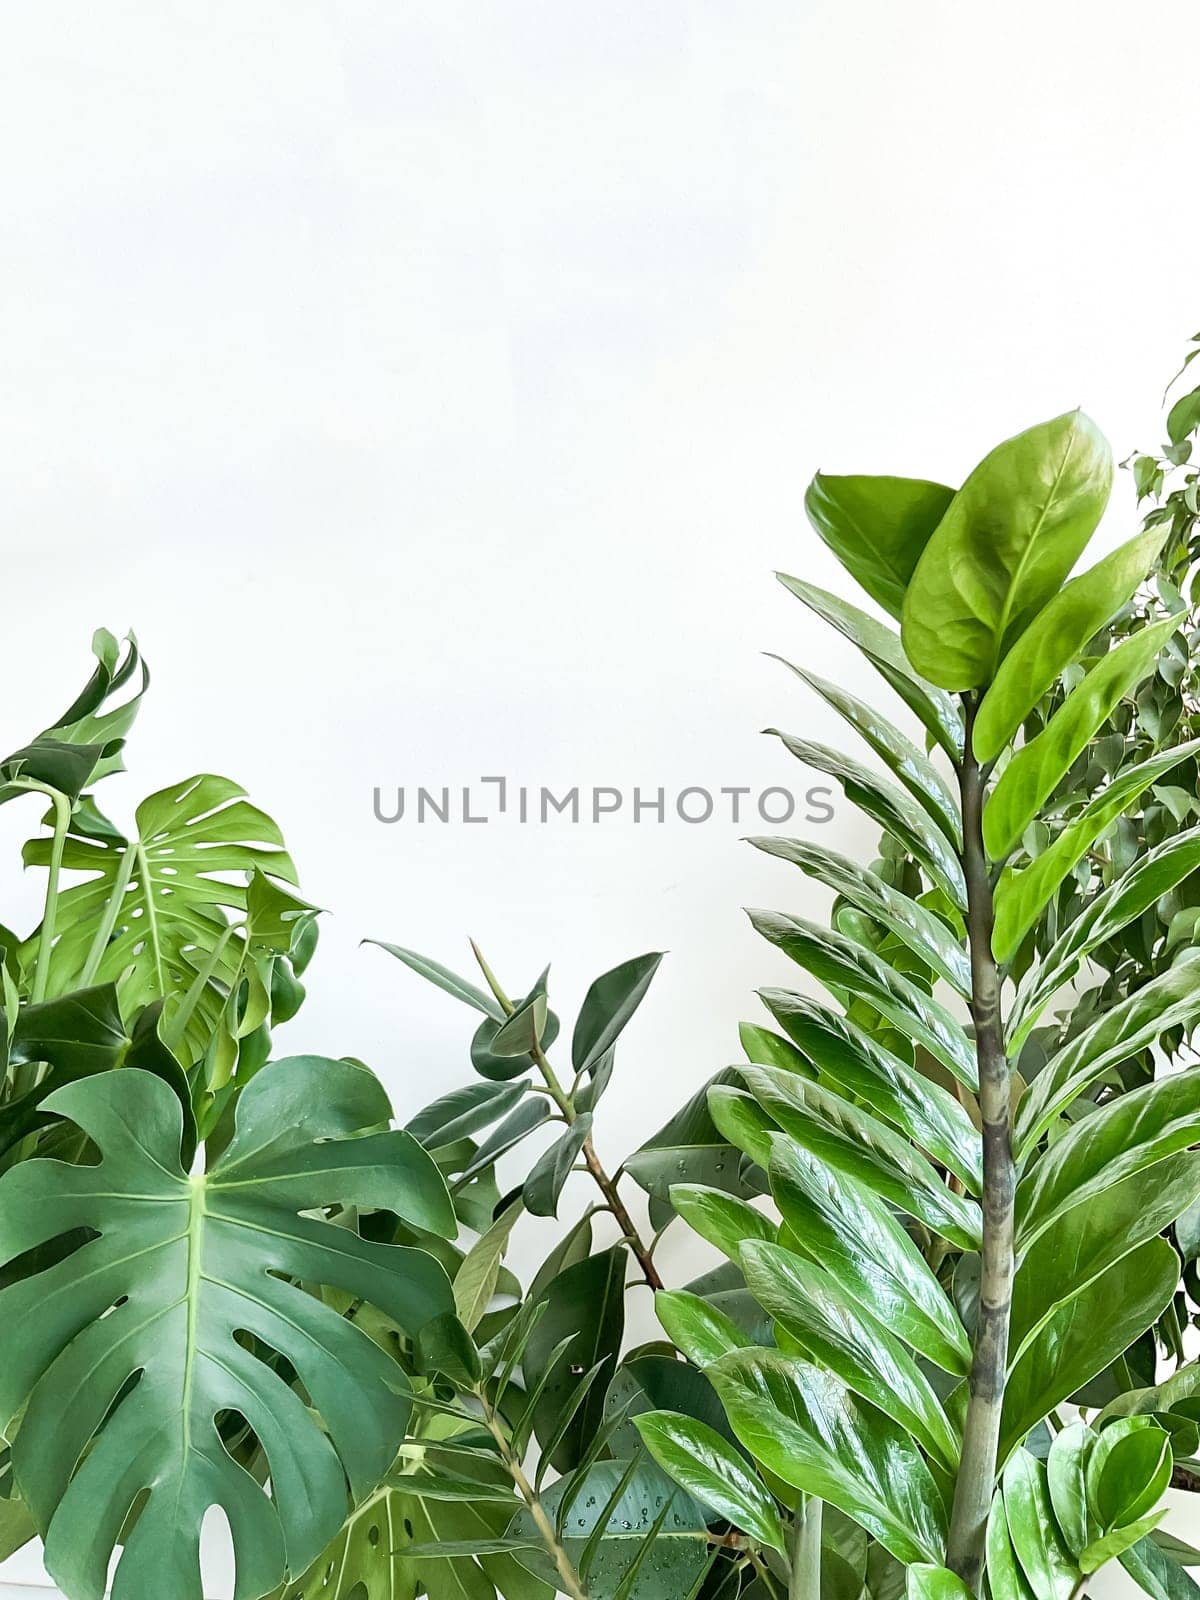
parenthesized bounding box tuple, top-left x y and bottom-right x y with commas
(628, 410, 1200, 1599)
(0, 637, 458, 1600)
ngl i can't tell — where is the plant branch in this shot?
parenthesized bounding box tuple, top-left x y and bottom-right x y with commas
(789, 1496, 822, 1600)
(946, 699, 1016, 1592)
(480, 1400, 590, 1600)
(31, 786, 72, 1006)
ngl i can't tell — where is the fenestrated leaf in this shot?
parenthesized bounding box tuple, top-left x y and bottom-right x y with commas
(572, 953, 664, 1076)
(1011, 1153, 1200, 1352)
(749, 837, 970, 997)
(0, 1057, 456, 1600)
(1014, 956, 1200, 1156)
(974, 526, 1169, 762)
(769, 1137, 970, 1375)
(633, 1412, 786, 1554)
(766, 732, 966, 908)
(0, 984, 129, 1157)
(366, 941, 505, 1020)
(769, 661, 960, 844)
(750, 912, 977, 1088)
(1016, 1068, 1200, 1249)
(901, 411, 1113, 690)
(707, 1350, 948, 1566)
(1008, 827, 1200, 1051)
(759, 989, 980, 1190)
(993, 742, 1200, 964)
(803, 471, 954, 620)
(984, 618, 1176, 860)
(776, 574, 964, 762)
(1002, 1451, 1080, 1600)
(1001, 1240, 1178, 1462)
(22, 775, 298, 1062)
(739, 1240, 959, 1469)
(742, 1065, 981, 1250)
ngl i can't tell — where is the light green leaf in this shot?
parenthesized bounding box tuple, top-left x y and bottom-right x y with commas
(742, 1064, 981, 1250)
(749, 837, 970, 996)
(1120, 1536, 1200, 1600)
(993, 742, 1200, 963)
(707, 1350, 948, 1566)
(654, 1290, 752, 1368)
(739, 1020, 813, 1074)
(988, 1494, 1039, 1600)
(766, 732, 966, 907)
(902, 411, 1113, 690)
(803, 471, 954, 620)
(769, 1137, 970, 1375)
(1047, 1423, 1097, 1557)
(974, 526, 1169, 762)
(1015, 956, 1200, 1156)
(1090, 1420, 1173, 1531)
(455, 1199, 524, 1332)
(750, 912, 977, 1089)
(633, 1411, 787, 1554)
(760, 989, 980, 1190)
(1080, 1514, 1167, 1576)
(1016, 1068, 1200, 1249)
(769, 660, 961, 844)
(906, 1565, 975, 1600)
(1001, 1239, 1177, 1461)
(1007, 827, 1200, 1051)
(670, 1184, 776, 1260)
(1002, 1450, 1081, 1600)
(0, 1058, 455, 1600)
(776, 574, 964, 761)
(739, 1240, 959, 1468)
(707, 1085, 777, 1170)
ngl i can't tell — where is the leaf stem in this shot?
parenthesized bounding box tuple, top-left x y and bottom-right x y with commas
(946, 699, 1015, 1592)
(31, 787, 72, 1005)
(789, 1496, 822, 1600)
(480, 1399, 590, 1600)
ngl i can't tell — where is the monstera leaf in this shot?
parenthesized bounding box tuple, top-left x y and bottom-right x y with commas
(0, 1056, 456, 1600)
(22, 774, 300, 1061)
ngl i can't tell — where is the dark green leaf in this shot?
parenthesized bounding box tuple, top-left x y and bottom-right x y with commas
(572, 953, 664, 1076)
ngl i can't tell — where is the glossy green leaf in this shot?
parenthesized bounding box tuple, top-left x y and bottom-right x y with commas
(739, 1240, 958, 1468)
(1015, 957, 1200, 1156)
(750, 912, 977, 1088)
(803, 471, 954, 620)
(902, 411, 1113, 690)
(525, 1247, 625, 1473)
(670, 1184, 776, 1260)
(984, 618, 1176, 860)
(749, 836, 970, 996)
(906, 1566, 975, 1600)
(766, 732, 966, 907)
(769, 1137, 969, 1374)
(633, 1411, 787, 1554)
(1079, 1514, 1166, 1576)
(1011, 1153, 1200, 1351)
(0, 1058, 455, 1600)
(738, 1020, 813, 1074)
(760, 988, 980, 1190)
(776, 574, 964, 761)
(987, 1495, 1038, 1600)
(707, 1085, 776, 1170)
(1002, 1450, 1080, 1600)
(523, 1114, 592, 1218)
(974, 526, 1169, 762)
(742, 1064, 981, 1249)
(654, 1290, 752, 1367)
(707, 1350, 948, 1565)
(1090, 1419, 1172, 1531)
(1047, 1423, 1096, 1556)
(572, 952, 664, 1076)
(1016, 1067, 1200, 1249)
(1001, 1239, 1177, 1461)
(993, 741, 1200, 963)
(628, 1070, 761, 1204)
(1119, 1536, 1200, 1600)
(1008, 827, 1200, 1051)
(769, 660, 960, 843)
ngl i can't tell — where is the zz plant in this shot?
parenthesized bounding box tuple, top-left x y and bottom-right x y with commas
(633, 410, 1200, 1599)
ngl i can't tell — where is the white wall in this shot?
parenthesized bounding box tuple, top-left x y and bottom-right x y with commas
(2, 2, 1199, 1593)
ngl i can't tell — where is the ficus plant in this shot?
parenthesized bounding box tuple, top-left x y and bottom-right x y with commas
(626, 408, 1200, 1600)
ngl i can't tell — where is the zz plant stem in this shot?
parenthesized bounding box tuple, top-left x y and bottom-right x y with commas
(946, 699, 1015, 1587)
